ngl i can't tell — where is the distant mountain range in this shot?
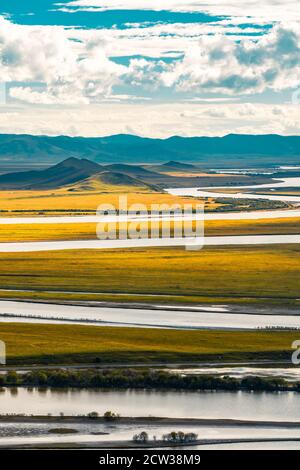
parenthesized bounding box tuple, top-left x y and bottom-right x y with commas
(0, 134, 300, 168)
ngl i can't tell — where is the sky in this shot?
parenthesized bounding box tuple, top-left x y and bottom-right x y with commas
(0, 0, 299, 137)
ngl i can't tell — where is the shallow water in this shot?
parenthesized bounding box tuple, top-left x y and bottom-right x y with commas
(170, 367, 300, 382)
(0, 233, 299, 252)
(195, 441, 300, 450)
(167, 176, 300, 203)
(1, 388, 300, 421)
(1, 208, 300, 225)
(1, 421, 300, 448)
(0, 300, 299, 330)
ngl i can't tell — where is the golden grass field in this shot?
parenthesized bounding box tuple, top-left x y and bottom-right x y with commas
(0, 187, 298, 305)
(0, 289, 273, 306)
(0, 245, 298, 303)
(0, 184, 298, 367)
(0, 217, 299, 242)
(0, 322, 295, 364)
(0, 189, 219, 215)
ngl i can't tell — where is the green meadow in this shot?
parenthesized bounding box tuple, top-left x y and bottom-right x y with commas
(0, 245, 298, 304)
(0, 323, 295, 365)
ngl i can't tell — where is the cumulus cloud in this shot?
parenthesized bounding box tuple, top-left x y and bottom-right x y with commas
(124, 24, 300, 95)
(0, 17, 125, 104)
(1, 13, 300, 104)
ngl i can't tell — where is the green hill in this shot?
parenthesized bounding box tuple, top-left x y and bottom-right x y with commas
(148, 160, 201, 173)
(0, 157, 103, 189)
(67, 171, 158, 192)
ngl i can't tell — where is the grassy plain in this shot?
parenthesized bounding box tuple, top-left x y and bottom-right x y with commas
(0, 189, 218, 215)
(0, 245, 298, 303)
(0, 289, 297, 306)
(0, 323, 295, 365)
(0, 217, 299, 242)
(205, 217, 300, 236)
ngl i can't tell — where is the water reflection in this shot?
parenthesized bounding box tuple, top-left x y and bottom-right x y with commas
(0, 388, 300, 421)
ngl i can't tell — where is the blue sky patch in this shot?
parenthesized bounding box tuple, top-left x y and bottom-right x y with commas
(0, 1, 225, 29)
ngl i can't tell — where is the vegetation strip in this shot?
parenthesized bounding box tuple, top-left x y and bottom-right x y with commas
(1, 368, 300, 392)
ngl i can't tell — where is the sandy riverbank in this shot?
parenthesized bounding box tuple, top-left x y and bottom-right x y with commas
(0, 296, 299, 316)
(1, 416, 300, 428)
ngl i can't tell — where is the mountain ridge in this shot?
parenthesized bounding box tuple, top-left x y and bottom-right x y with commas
(0, 158, 162, 191)
(0, 157, 103, 189)
(0, 134, 300, 168)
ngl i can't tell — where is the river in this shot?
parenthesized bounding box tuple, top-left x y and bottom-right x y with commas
(0, 300, 299, 330)
(167, 176, 300, 203)
(0, 233, 299, 252)
(1, 389, 300, 448)
(0, 175, 299, 252)
(1, 388, 300, 420)
(0, 209, 300, 225)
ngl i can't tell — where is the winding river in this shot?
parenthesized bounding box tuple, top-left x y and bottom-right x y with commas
(167, 176, 300, 203)
(0, 176, 299, 252)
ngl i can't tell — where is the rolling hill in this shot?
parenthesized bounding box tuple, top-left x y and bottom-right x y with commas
(66, 171, 158, 192)
(148, 160, 201, 173)
(104, 163, 159, 178)
(0, 158, 160, 191)
(0, 156, 274, 190)
(0, 157, 103, 189)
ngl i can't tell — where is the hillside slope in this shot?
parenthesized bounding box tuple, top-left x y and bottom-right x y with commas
(0, 157, 102, 189)
(66, 171, 158, 192)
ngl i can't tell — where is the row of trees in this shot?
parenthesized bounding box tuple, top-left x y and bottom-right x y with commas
(162, 432, 198, 443)
(133, 431, 198, 444)
(87, 410, 120, 421)
(0, 368, 294, 392)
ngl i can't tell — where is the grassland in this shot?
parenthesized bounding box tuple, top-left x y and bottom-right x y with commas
(0, 189, 218, 216)
(0, 245, 298, 304)
(205, 217, 300, 236)
(269, 190, 300, 195)
(0, 323, 295, 365)
(0, 289, 296, 306)
(0, 217, 299, 242)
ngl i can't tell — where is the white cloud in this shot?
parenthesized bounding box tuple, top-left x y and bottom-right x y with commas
(56, 1, 217, 13)
(59, 1, 300, 22)
(1, 15, 300, 104)
(124, 24, 300, 95)
(0, 17, 125, 104)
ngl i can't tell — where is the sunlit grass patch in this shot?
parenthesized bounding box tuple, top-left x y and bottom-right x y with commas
(0, 322, 295, 365)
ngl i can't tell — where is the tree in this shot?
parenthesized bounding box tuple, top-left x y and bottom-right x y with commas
(184, 432, 198, 442)
(162, 431, 198, 443)
(6, 371, 18, 384)
(132, 431, 149, 443)
(139, 431, 149, 443)
(103, 410, 120, 421)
